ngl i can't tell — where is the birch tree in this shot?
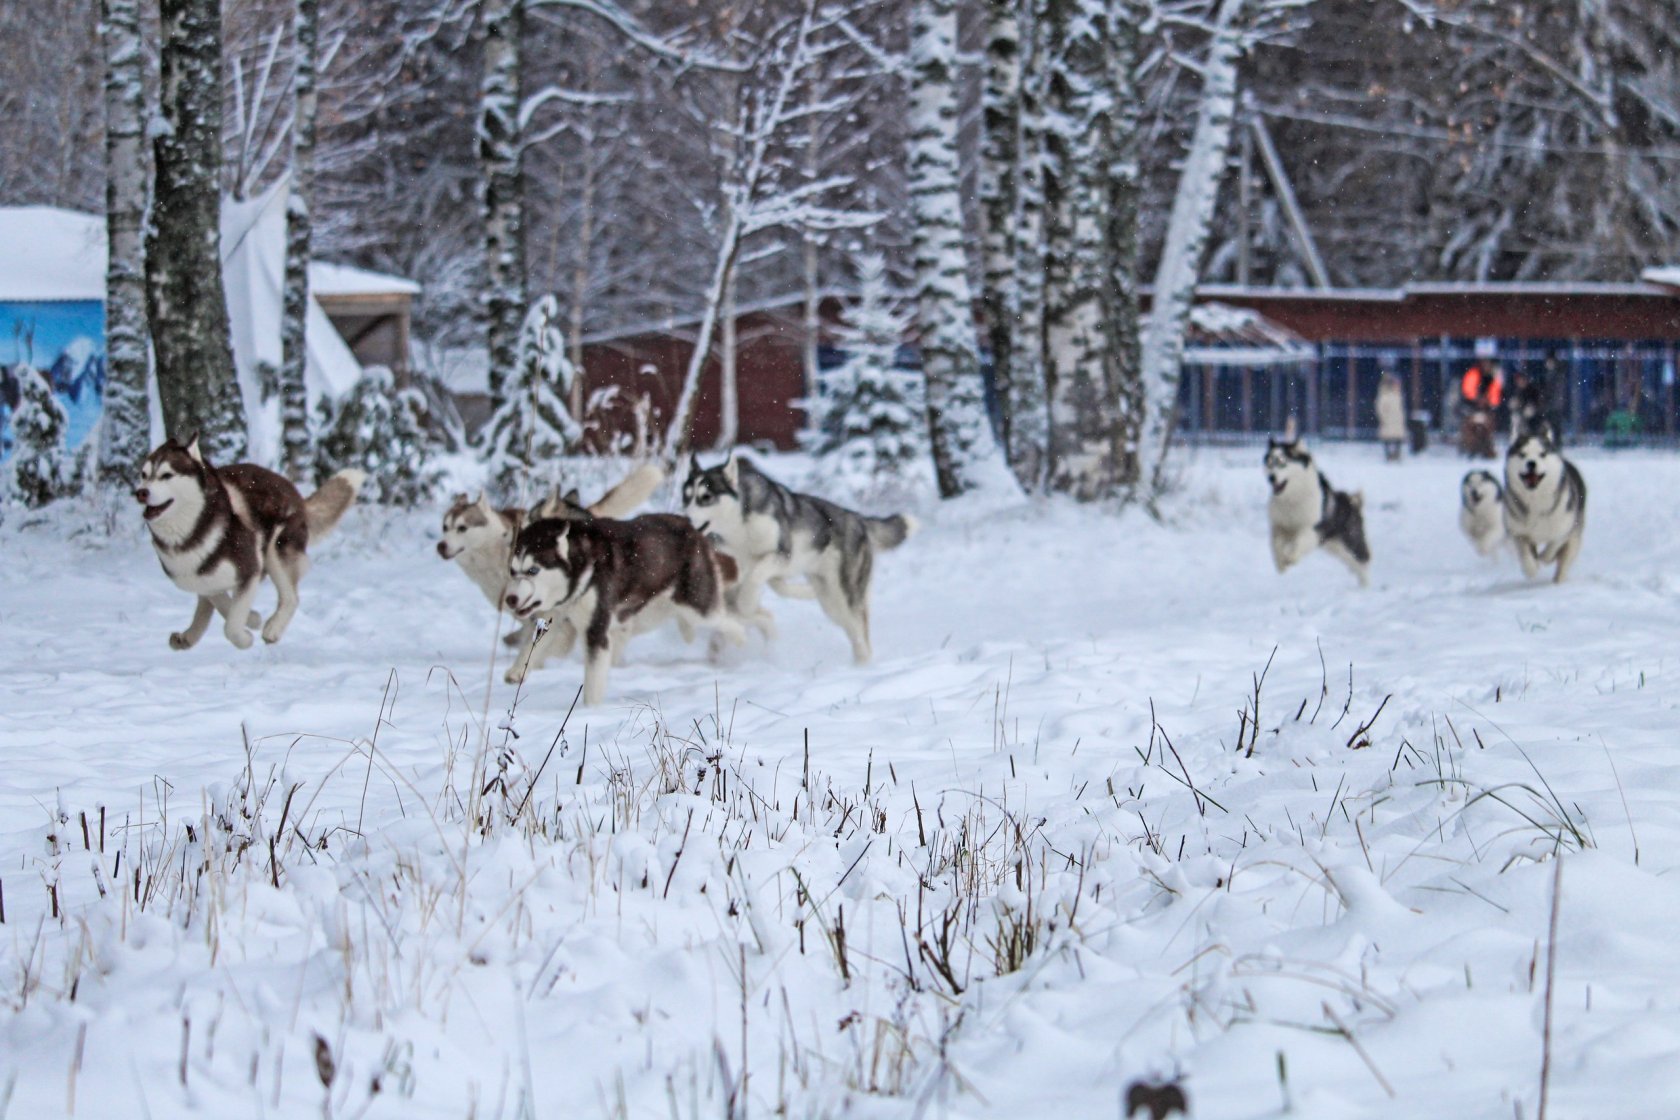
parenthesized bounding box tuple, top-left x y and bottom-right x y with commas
(980, 0, 1024, 466)
(97, 0, 151, 481)
(909, 0, 1013, 498)
(478, 0, 526, 410)
(1137, 0, 1246, 493)
(148, 0, 248, 461)
(279, 0, 319, 483)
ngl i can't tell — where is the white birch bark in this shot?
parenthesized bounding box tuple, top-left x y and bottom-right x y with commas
(479, 0, 526, 410)
(278, 0, 317, 483)
(1137, 0, 1246, 491)
(909, 0, 1013, 498)
(716, 265, 739, 448)
(980, 0, 1022, 467)
(1007, 5, 1049, 487)
(97, 0, 151, 482)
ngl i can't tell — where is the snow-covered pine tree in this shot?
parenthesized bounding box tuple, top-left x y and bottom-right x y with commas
(481, 294, 582, 500)
(479, 0, 526, 411)
(805, 254, 925, 494)
(908, 0, 1014, 499)
(147, 0, 247, 462)
(278, 0, 319, 484)
(97, 0, 151, 484)
(1138, 0, 1247, 493)
(6, 366, 72, 508)
(314, 367, 443, 507)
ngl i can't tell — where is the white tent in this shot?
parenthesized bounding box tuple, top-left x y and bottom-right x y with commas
(0, 186, 381, 462)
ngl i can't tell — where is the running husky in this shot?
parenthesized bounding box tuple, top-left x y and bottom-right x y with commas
(1459, 469, 1507, 558)
(438, 464, 664, 648)
(1263, 437, 1370, 587)
(680, 453, 917, 663)
(1503, 422, 1586, 583)
(136, 435, 364, 649)
(502, 514, 745, 704)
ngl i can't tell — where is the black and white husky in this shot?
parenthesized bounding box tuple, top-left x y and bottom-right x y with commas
(502, 514, 745, 705)
(1503, 423, 1586, 583)
(438, 464, 664, 648)
(136, 435, 363, 649)
(1459, 469, 1507, 558)
(681, 454, 917, 664)
(1263, 437, 1370, 587)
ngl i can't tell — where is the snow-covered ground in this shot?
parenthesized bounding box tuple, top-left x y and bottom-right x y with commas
(3, 444, 1679, 1118)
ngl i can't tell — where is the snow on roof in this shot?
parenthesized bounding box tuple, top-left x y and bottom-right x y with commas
(1180, 301, 1316, 367)
(0, 207, 107, 302)
(1640, 266, 1680, 289)
(309, 260, 421, 298)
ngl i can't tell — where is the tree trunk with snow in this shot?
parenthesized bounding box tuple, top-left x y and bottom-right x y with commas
(479, 0, 526, 410)
(909, 0, 1010, 499)
(278, 0, 318, 483)
(1101, 0, 1146, 492)
(1138, 0, 1245, 492)
(1006, 5, 1050, 487)
(97, 0, 151, 482)
(980, 0, 1021, 465)
(147, 0, 247, 462)
(716, 264, 739, 449)
(1041, 0, 1123, 499)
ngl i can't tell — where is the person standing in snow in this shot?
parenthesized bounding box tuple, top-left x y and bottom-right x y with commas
(1375, 370, 1406, 461)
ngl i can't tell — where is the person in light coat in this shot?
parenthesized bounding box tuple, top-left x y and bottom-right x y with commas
(1375, 371, 1406, 461)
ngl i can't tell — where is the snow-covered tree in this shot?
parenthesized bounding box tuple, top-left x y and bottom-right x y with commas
(908, 0, 1014, 499)
(481, 294, 582, 500)
(278, 0, 320, 484)
(314, 367, 443, 507)
(5, 367, 72, 508)
(805, 253, 925, 493)
(478, 0, 526, 410)
(1137, 0, 1247, 494)
(97, 0, 151, 485)
(147, 0, 247, 462)
(981, 0, 1024, 467)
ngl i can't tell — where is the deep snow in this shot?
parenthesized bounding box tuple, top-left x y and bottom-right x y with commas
(2, 443, 1678, 1119)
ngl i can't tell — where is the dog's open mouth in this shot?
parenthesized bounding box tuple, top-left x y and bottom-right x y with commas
(1520, 467, 1544, 490)
(142, 499, 173, 521)
(1269, 477, 1286, 496)
(508, 598, 539, 620)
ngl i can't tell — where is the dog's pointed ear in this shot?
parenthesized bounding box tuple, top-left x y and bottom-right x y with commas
(450, 492, 468, 508)
(722, 451, 739, 485)
(687, 452, 702, 478)
(183, 432, 204, 465)
(473, 490, 489, 510)
(563, 488, 580, 506)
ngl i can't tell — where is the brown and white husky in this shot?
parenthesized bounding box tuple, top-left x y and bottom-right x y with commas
(135, 435, 364, 649)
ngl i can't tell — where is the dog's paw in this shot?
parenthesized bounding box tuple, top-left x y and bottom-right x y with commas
(168, 631, 196, 651)
(261, 619, 286, 644)
(225, 628, 254, 650)
(503, 665, 528, 686)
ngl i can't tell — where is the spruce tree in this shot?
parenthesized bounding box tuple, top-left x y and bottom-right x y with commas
(314, 367, 443, 507)
(481, 295, 582, 500)
(6, 366, 71, 508)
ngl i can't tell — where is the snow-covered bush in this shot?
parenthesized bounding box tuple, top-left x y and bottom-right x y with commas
(4, 364, 74, 508)
(480, 294, 582, 501)
(803, 254, 927, 497)
(314, 366, 445, 506)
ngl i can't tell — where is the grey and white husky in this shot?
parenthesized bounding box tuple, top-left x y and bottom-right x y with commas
(136, 435, 364, 649)
(1503, 422, 1586, 582)
(502, 514, 745, 705)
(680, 453, 917, 664)
(438, 463, 664, 648)
(1459, 469, 1507, 558)
(1263, 437, 1370, 587)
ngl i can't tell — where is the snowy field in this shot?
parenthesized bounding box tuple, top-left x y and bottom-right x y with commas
(3, 444, 1679, 1118)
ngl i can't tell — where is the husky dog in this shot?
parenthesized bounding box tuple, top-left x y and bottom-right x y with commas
(136, 435, 363, 649)
(1503, 422, 1586, 582)
(502, 514, 745, 704)
(1263, 437, 1370, 587)
(1459, 469, 1507, 558)
(681, 454, 917, 664)
(438, 464, 664, 647)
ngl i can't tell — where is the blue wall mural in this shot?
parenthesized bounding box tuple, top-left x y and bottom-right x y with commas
(0, 300, 107, 461)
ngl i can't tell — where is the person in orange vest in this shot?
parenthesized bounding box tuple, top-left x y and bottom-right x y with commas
(1460, 362, 1505, 412)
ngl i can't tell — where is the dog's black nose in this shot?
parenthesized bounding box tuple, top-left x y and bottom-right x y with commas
(504, 593, 520, 609)
(436, 542, 449, 558)
(134, 487, 149, 504)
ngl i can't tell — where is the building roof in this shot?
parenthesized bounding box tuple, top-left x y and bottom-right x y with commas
(310, 260, 422, 298)
(1640, 266, 1680, 290)
(0, 207, 107, 302)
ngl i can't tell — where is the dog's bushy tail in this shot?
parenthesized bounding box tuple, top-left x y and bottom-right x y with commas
(590, 463, 665, 519)
(305, 470, 366, 539)
(865, 513, 918, 551)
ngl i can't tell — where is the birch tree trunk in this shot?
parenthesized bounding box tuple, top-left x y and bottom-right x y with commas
(980, 0, 1021, 465)
(147, 0, 247, 461)
(567, 152, 595, 421)
(278, 0, 318, 483)
(716, 264, 739, 448)
(1137, 0, 1246, 491)
(479, 0, 526, 411)
(1006, 5, 1049, 487)
(1041, 0, 1117, 499)
(909, 0, 1011, 499)
(1101, 0, 1145, 491)
(97, 0, 151, 481)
